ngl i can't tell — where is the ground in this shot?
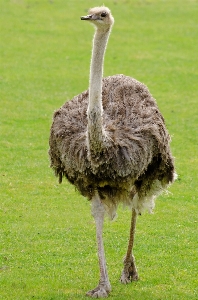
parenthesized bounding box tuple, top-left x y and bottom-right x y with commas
(0, 0, 197, 299)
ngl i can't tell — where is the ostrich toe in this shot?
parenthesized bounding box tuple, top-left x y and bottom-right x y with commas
(86, 282, 111, 298)
(120, 255, 139, 284)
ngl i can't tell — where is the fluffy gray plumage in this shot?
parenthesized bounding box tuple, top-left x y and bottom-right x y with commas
(49, 74, 175, 215)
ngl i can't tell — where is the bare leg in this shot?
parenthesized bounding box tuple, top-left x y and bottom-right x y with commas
(86, 191, 111, 298)
(120, 208, 139, 284)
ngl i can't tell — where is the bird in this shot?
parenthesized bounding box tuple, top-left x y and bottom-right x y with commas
(49, 6, 176, 298)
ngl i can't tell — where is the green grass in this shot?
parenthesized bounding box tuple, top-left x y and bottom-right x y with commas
(0, 0, 197, 299)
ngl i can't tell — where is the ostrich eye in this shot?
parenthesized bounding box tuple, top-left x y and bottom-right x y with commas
(101, 12, 107, 17)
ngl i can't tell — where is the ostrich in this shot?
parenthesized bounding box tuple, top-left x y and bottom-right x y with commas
(49, 6, 176, 298)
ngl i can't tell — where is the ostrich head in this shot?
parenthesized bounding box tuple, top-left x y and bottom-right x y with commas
(81, 6, 114, 29)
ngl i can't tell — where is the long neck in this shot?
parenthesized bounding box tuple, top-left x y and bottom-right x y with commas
(87, 27, 111, 154)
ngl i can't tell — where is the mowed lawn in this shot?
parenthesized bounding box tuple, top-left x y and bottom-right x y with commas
(0, 0, 197, 299)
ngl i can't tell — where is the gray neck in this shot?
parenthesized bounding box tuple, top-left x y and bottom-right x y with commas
(87, 27, 111, 154)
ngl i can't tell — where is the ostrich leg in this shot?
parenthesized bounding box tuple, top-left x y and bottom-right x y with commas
(86, 191, 111, 298)
(120, 208, 139, 283)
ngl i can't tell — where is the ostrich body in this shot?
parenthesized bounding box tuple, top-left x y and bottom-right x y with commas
(49, 6, 176, 298)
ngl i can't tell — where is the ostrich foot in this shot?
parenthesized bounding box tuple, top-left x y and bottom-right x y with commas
(86, 282, 111, 298)
(120, 255, 139, 284)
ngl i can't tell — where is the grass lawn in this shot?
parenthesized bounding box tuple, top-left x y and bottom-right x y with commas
(0, 0, 197, 299)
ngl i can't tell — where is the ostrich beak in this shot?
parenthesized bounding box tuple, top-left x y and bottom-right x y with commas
(81, 15, 92, 20)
